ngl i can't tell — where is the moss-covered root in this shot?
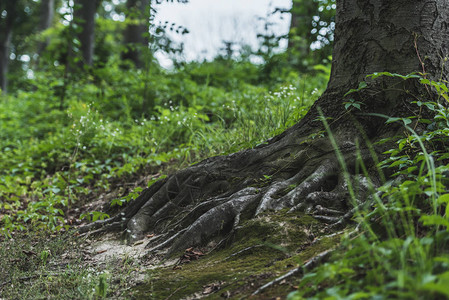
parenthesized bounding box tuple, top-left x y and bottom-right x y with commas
(79, 129, 377, 258)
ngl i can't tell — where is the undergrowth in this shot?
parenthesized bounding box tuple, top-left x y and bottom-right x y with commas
(0, 59, 327, 236)
(3, 55, 449, 299)
(288, 73, 449, 299)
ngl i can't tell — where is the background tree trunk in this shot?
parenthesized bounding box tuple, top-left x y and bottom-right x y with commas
(74, 0, 98, 66)
(287, 0, 334, 68)
(287, 0, 317, 55)
(122, 0, 150, 68)
(0, 3, 17, 93)
(0, 28, 12, 94)
(37, 0, 55, 57)
(81, 0, 449, 256)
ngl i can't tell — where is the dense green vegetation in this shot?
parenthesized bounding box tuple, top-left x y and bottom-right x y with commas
(2, 0, 449, 299)
(0, 58, 328, 235)
(4, 62, 449, 299)
(288, 75, 449, 299)
(0, 46, 331, 298)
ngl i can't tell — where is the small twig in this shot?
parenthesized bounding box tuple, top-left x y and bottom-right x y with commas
(252, 248, 334, 296)
(150, 228, 187, 254)
(78, 220, 125, 237)
(414, 33, 427, 76)
(223, 245, 264, 261)
(164, 285, 186, 300)
(252, 225, 362, 296)
(78, 214, 122, 234)
(310, 230, 346, 245)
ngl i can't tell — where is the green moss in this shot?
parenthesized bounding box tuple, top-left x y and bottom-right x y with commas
(133, 210, 345, 299)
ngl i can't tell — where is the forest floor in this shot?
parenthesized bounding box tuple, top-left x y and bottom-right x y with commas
(0, 165, 344, 299)
(0, 58, 335, 298)
(3, 61, 448, 298)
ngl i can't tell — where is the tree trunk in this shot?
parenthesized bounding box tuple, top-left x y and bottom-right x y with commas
(287, 0, 334, 66)
(287, 0, 317, 54)
(81, 0, 449, 256)
(122, 0, 150, 68)
(0, 3, 17, 94)
(0, 28, 11, 94)
(74, 0, 98, 66)
(37, 0, 55, 56)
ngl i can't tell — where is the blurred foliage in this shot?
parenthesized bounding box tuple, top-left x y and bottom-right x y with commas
(0, 48, 329, 234)
(287, 0, 335, 71)
(0, 0, 335, 234)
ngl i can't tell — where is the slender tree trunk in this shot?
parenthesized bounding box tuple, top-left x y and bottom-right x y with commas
(122, 0, 152, 116)
(74, 0, 98, 66)
(122, 0, 150, 68)
(37, 0, 55, 56)
(287, 0, 317, 55)
(0, 2, 17, 94)
(81, 0, 449, 256)
(0, 28, 11, 94)
(287, 1, 298, 50)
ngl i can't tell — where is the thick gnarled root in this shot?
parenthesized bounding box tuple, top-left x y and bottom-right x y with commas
(79, 135, 378, 256)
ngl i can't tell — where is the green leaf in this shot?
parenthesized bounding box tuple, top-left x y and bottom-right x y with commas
(422, 271, 449, 297)
(442, 93, 449, 102)
(420, 215, 449, 229)
(386, 117, 401, 124)
(402, 118, 412, 125)
(438, 194, 449, 204)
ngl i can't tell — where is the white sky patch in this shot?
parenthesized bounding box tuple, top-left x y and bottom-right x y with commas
(57, 0, 292, 67)
(153, 0, 291, 67)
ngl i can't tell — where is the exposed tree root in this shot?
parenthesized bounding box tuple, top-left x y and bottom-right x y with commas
(79, 118, 381, 258)
(78, 84, 392, 257)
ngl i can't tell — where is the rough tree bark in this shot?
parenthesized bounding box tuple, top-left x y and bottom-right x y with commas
(74, 0, 98, 66)
(122, 0, 150, 68)
(81, 0, 449, 256)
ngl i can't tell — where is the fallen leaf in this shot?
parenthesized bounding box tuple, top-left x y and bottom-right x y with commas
(22, 250, 37, 257)
(202, 282, 221, 295)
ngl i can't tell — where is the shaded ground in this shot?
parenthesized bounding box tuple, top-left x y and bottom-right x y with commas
(87, 208, 343, 299)
(0, 162, 345, 299)
(0, 206, 343, 299)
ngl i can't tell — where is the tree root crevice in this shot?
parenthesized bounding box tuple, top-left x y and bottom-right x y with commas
(79, 128, 380, 258)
